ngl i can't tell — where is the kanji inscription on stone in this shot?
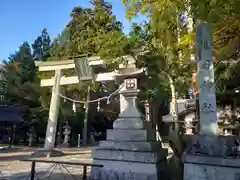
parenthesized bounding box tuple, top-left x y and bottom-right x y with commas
(196, 23, 218, 135)
(201, 59, 211, 70)
(201, 102, 214, 113)
(200, 79, 214, 90)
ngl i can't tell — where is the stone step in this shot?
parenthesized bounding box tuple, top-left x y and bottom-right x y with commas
(98, 141, 162, 152)
(107, 129, 155, 141)
(113, 118, 152, 129)
(91, 159, 167, 175)
(92, 149, 167, 163)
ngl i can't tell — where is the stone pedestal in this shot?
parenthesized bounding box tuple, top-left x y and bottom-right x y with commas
(91, 80, 168, 180)
(182, 135, 240, 180)
(183, 153, 240, 180)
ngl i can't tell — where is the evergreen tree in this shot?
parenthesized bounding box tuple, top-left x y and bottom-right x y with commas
(67, 0, 124, 57)
(32, 28, 51, 60)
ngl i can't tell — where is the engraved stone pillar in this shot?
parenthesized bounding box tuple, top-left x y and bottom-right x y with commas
(196, 24, 217, 135)
(91, 71, 167, 180)
(182, 23, 240, 180)
(187, 23, 219, 152)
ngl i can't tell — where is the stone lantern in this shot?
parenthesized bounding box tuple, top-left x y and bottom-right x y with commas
(91, 56, 168, 180)
(61, 122, 71, 147)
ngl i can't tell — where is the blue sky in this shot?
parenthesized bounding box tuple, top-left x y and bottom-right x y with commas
(0, 0, 145, 60)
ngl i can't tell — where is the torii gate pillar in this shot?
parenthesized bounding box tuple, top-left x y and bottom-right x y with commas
(44, 69, 61, 150)
(32, 69, 64, 157)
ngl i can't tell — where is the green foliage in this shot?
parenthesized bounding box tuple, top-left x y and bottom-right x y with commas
(32, 28, 51, 61)
(122, 0, 240, 102)
(5, 0, 240, 140)
(122, 0, 192, 100)
(125, 23, 171, 100)
(4, 42, 45, 134)
(33, 0, 133, 129)
(66, 0, 123, 57)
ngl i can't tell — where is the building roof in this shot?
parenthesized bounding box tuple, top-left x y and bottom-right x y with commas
(0, 105, 22, 122)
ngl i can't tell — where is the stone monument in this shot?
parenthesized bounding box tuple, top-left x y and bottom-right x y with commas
(182, 23, 240, 180)
(91, 60, 168, 180)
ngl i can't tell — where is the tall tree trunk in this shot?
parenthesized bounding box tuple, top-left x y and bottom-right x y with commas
(168, 75, 179, 134)
(168, 75, 182, 156)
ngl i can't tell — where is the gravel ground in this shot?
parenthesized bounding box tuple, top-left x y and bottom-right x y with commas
(0, 147, 92, 180)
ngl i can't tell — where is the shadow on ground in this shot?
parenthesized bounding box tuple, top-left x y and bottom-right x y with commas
(0, 155, 32, 162)
(0, 153, 90, 163)
(0, 147, 35, 154)
(1, 171, 86, 180)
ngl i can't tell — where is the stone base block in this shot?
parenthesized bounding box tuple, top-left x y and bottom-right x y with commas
(31, 149, 64, 158)
(113, 118, 152, 129)
(91, 168, 158, 180)
(182, 153, 240, 180)
(98, 141, 162, 152)
(188, 135, 237, 156)
(90, 159, 167, 180)
(93, 149, 167, 163)
(107, 129, 155, 141)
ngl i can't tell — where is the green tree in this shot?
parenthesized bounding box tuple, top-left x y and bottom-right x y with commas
(122, 0, 199, 160)
(32, 28, 51, 61)
(36, 0, 131, 145)
(66, 0, 124, 58)
(4, 42, 45, 146)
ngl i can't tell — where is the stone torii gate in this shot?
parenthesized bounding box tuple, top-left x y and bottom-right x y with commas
(34, 56, 138, 156)
(34, 57, 118, 154)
